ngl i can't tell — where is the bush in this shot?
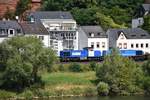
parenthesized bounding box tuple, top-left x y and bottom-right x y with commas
(143, 77, 150, 94)
(58, 64, 65, 72)
(89, 62, 97, 71)
(0, 90, 16, 99)
(96, 49, 143, 95)
(97, 82, 109, 96)
(18, 89, 33, 100)
(69, 63, 83, 72)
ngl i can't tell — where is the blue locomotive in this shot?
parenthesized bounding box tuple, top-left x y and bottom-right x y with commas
(59, 47, 145, 62)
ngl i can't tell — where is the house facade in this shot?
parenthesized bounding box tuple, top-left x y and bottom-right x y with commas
(0, 20, 23, 43)
(107, 28, 150, 54)
(20, 22, 50, 47)
(28, 11, 78, 55)
(79, 26, 108, 52)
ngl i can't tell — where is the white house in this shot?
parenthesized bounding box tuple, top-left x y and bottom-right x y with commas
(107, 28, 150, 54)
(28, 11, 78, 55)
(79, 26, 108, 52)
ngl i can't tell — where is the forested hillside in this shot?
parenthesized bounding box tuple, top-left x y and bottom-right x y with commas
(42, 0, 144, 30)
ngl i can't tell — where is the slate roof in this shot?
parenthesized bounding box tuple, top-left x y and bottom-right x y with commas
(20, 22, 49, 35)
(107, 28, 150, 48)
(80, 26, 107, 38)
(0, 20, 22, 29)
(29, 11, 73, 20)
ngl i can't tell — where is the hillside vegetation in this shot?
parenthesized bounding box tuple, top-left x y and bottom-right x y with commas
(42, 0, 144, 30)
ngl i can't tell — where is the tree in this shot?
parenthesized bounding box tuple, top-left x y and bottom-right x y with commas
(142, 16, 150, 33)
(42, 0, 144, 27)
(4, 7, 15, 20)
(15, 0, 31, 16)
(95, 12, 126, 30)
(96, 49, 143, 95)
(0, 36, 56, 91)
(142, 58, 150, 94)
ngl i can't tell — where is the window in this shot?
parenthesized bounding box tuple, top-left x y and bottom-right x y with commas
(124, 43, 127, 49)
(9, 29, 14, 35)
(102, 42, 105, 48)
(39, 36, 44, 40)
(91, 42, 94, 48)
(146, 43, 149, 48)
(89, 33, 91, 36)
(91, 33, 94, 37)
(118, 43, 122, 49)
(96, 42, 100, 48)
(141, 44, 143, 48)
(97, 32, 100, 36)
(120, 34, 124, 39)
(136, 44, 139, 48)
(131, 44, 134, 48)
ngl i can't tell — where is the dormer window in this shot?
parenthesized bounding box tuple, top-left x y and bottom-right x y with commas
(8, 29, 14, 36)
(89, 33, 91, 36)
(120, 33, 125, 39)
(91, 33, 94, 37)
(97, 32, 100, 36)
(141, 34, 146, 37)
(131, 34, 136, 37)
(89, 33, 94, 37)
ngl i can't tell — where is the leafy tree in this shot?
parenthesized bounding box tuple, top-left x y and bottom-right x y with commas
(95, 12, 126, 30)
(42, 0, 144, 27)
(142, 16, 150, 34)
(15, 0, 31, 16)
(0, 36, 56, 91)
(142, 58, 150, 94)
(4, 7, 15, 20)
(71, 7, 98, 25)
(96, 49, 143, 95)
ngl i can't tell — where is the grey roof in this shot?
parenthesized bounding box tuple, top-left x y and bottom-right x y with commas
(107, 28, 150, 48)
(20, 22, 49, 35)
(0, 20, 22, 29)
(80, 26, 107, 38)
(142, 4, 150, 11)
(29, 11, 73, 20)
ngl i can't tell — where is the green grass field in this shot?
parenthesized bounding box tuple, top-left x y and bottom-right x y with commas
(41, 71, 97, 96)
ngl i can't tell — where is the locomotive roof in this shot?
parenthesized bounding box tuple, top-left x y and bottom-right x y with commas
(80, 26, 107, 38)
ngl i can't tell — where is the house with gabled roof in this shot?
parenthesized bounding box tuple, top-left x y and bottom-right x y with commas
(78, 26, 108, 52)
(107, 28, 150, 54)
(20, 21, 51, 48)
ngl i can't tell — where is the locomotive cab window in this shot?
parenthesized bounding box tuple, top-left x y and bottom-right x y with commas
(64, 52, 70, 56)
